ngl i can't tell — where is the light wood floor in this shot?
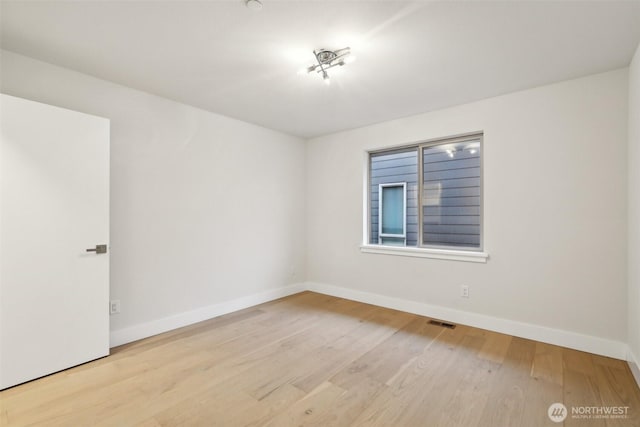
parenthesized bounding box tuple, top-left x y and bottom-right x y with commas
(1, 291, 639, 426)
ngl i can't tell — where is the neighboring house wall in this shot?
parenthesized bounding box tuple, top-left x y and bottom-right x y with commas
(370, 150, 418, 246)
(421, 139, 482, 248)
(369, 139, 482, 249)
(307, 69, 629, 346)
(0, 50, 307, 338)
(629, 42, 640, 373)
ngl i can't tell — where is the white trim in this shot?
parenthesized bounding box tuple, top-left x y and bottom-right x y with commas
(305, 281, 627, 360)
(628, 348, 640, 390)
(108, 281, 629, 363)
(109, 283, 305, 348)
(361, 244, 489, 263)
(365, 132, 484, 252)
(378, 182, 407, 245)
(363, 151, 370, 247)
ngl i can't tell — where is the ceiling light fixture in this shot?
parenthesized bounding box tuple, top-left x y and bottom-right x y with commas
(245, 0, 263, 11)
(304, 47, 352, 84)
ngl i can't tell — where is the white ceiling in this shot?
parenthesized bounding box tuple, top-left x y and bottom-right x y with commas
(2, 1, 640, 138)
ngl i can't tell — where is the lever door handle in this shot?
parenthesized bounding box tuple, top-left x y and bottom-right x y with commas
(86, 244, 108, 254)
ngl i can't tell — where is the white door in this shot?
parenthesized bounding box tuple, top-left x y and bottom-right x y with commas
(0, 94, 110, 390)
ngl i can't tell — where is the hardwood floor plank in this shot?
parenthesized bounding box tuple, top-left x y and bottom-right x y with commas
(403, 332, 491, 426)
(476, 337, 537, 427)
(521, 373, 563, 427)
(531, 342, 564, 386)
(243, 384, 308, 427)
(134, 418, 162, 427)
(476, 329, 513, 364)
(563, 349, 607, 427)
(350, 325, 480, 426)
(592, 363, 640, 426)
(420, 351, 499, 426)
(1, 292, 638, 426)
(239, 303, 383, 400)
(330, 316, 443, 390)
(291, 308, 416, 394)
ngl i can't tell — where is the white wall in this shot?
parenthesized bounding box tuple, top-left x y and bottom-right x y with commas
(0, 50, 306, 337)
(1, 48, 633, 359)
(629, 43, 640, 371)
(307, 69, 629, 345)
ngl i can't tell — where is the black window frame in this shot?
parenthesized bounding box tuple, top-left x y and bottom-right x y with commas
(367, 133, 483, 252)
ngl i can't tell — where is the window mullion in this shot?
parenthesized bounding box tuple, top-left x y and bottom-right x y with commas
(417, 145, 423, 247)
(378, 185, 382, 244)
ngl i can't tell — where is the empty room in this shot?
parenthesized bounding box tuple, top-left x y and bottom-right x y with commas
(1, 0, 640, 426)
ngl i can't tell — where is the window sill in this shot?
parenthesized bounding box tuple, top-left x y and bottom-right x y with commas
(360, 245, 489, 263)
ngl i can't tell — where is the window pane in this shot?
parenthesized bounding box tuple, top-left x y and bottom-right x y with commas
(380, 237, 405, 246)
(381, 186, 404, 235)
(369, 149, 418, 246)
(422, 139, 481, 248)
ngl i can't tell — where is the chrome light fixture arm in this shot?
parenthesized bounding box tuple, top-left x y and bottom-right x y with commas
(306, 47, 352, 81)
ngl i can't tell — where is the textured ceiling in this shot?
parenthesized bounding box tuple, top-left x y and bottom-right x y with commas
(2, 0, 640, 138)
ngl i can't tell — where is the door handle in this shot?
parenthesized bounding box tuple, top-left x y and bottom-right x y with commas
(86, 244, 108, 254)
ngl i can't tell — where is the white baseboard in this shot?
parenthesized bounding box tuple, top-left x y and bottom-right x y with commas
(305, 281, 628, 360)
(109, 283, 305, 348)
(628, 349, 640, 390)
(109, 280, 629, 362)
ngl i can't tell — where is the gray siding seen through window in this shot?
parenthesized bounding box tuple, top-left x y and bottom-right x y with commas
(422, 139, 481, 248)
(370, 149, 418, 246)
(368, 134, 482, 251)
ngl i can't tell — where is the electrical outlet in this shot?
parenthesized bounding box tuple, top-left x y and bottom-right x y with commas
(460, 285, 469, 298)
(110, 299, 121, 314)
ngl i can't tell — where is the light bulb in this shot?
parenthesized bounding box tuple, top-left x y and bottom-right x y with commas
(245, 0, 263, 11)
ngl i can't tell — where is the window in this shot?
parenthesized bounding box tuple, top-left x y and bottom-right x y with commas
(367, 134, 484, 257)
(379, 183, 407, 246)
(370, 148, 418, 246)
